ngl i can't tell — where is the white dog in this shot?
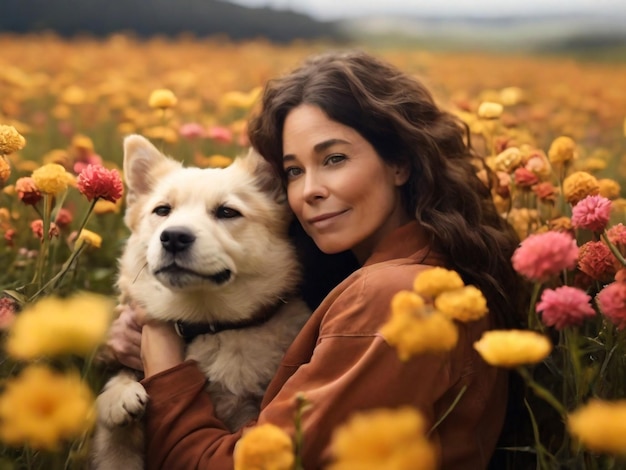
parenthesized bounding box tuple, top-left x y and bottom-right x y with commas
(91, 135, 310, 470)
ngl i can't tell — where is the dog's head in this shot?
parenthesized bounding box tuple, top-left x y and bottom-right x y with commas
(120, 135, 299, 320)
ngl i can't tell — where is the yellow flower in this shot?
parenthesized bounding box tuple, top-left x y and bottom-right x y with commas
(234, 424, 294, 470)
(562, 171, 600, 205)
(6, 292, 114, 359)
(473, 330, 552, 368)
(435, 285, 488, 322)
(548, 135, 577, 164)
(77, 229, 103, 248)
(412, 267, 464, 298)
(568, 399, 626, 455)
(143, 125, 179, 144)
(71, 134, 94, 153)
(391, 290, 425, 317)
(93, 198, 121, 215)
(219, 86, 262, 110)
(0, 156, 10, 184)
(598, 178, 621, 200)
(329, 407, 436, 470)
(499, 86, 524, 106)
(31, 163, 71, 194)
(381, 308, 458, 361)
(0, 365, 95, 450)
(0, 124, 26, 155)
(577, 157, 607, 173)
(477, 101, 503, 119)
(60, 85, 87, 105)
(148, 88, 178, 109)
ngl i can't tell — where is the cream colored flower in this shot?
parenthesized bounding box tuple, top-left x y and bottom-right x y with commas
(477, 101, 503, 119)
(6, 292, 114, 359)
(562, 171, 600, 205)
(435, 285, 488, 322)
(31, 163, 71, 194)
(493, 147, 522, 173)
(0, 124, 26, 155)
(473, 330, 552, 368)
(329, 407, 436, 470)
(234, 424, 294, 470)
(568, 399, 626, 455)
(412, 267, 464, 298)
(148, 88, 178, 109)
(0, 365, 95, 450)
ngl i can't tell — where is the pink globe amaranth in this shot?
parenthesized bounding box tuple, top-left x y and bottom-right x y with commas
(511, 231, 579, 282)
(571, 194, 612, 232)
(536, 286, 595, 330)
(597, 281, 626, 330)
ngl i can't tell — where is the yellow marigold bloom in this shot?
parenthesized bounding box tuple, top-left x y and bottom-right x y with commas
(0, 156, 10, 184)
(71, 134, 94, 152)
(493, 147, 522, 173)
(206, 154, 234, 169)
(148, 88, 178, 109)
(77, 229, 102, 248)
(6, 292, 114, 359)
(548, 135, 577, 164)
(413, 267, 465, 298)
(391, 290, 425, 317)
(568, 399, 626, 455)
(562, 171, 600, 205)
(381, 309, 458, 361)
(598, 178, 621, 200)
(31, 163, 71, 194)
(234, 423, 294, 470)
(0, 124, 26, 155)
(473, 330, 552, 368)
(94, 198, 121, 215)
(219, 86, 262, 110)
(0, 365, 95, 450)
(435, 285, 488, 322)
(577, 157, 607, 173)
(477, 101, 503, 119)
(329, 407, 436, 470)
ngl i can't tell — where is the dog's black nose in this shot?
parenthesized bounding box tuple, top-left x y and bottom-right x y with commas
(160, 227, 196, 253)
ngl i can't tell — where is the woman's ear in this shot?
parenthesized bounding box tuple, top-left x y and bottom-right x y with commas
(393, 162, 411, 186)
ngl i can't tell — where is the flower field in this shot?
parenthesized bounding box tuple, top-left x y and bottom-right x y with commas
(1, 32, 626, 469)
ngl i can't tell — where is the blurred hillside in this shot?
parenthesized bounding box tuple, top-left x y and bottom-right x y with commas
(1, 0, 625, 58)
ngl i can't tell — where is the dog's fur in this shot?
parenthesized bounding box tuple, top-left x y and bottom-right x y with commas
(91, 135, 310, 469)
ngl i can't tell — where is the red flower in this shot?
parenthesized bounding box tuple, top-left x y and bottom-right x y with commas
(578, 240, 617, 281)
(0, 297, 17, 330)
(536, 286, 596, 330)
(513, 167, 539, 188)
(76, 164, 123, 203)
(54, 208, 74, 228)
(597, 281, 626, 329)
(511, 231, 579, 282)
(15, 177, 42, 206)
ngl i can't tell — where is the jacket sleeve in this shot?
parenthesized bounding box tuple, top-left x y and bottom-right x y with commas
(140, 269, 456, 469)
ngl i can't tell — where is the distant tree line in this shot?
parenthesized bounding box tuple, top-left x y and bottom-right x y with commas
(0, 0, 346, 42)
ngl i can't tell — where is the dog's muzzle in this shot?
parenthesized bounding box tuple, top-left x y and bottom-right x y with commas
(160, 226, 195, 254)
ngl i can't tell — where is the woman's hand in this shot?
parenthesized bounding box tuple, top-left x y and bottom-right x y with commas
(141, 320, 185, 378)
(106, 303, 145, 371)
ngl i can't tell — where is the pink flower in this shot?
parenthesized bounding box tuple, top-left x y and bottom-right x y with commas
(0, 297, 17, 330)
(73, 152, 103, 174)
(578, 241, 617, 281)
(607, 223, 626, 247)
(571, 195, 612, 232)
(30, 219, 59, 240)
(511, 231, 579, 282)
(206, 125, 233, 144)
(15, 177, 42, 206)
(76, 164, 123, 203)
(54, 208, 73, 228)
(597, 281, 626, 329)
(179, 122, 205, 140)
(536, 286, 595, 330)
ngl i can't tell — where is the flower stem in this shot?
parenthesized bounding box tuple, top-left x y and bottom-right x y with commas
(517, 366, 567, 420)
(75, 198, 98, 237)
(601, 232, 626, 268)
(31, 193, 53, 289)
(528, 282, 544, 332)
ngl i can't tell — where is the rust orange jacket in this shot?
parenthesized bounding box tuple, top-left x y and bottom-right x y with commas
(141, 221, 508, 469)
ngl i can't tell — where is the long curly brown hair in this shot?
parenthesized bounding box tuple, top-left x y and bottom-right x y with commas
(248, 49, 526, 328)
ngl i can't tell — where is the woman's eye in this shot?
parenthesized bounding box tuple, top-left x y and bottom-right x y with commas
(216, 205, 242, 219)
(284, 167, 303, 179)
(153, 205, 171, 216)
(326, 154, 346, 165)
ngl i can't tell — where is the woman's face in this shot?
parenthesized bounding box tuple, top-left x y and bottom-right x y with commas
(282, 104, 411, 263)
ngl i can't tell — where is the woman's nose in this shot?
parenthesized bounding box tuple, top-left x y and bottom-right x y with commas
(302, 172, 328, 203)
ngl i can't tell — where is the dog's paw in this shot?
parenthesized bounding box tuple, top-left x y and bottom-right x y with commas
(97, 380, 149, 428)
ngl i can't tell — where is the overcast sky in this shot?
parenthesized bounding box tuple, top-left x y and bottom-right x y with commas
(228, 0, 626, 20)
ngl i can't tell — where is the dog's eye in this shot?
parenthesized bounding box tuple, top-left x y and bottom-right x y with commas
(215, 205, 242, 219)
(153, 205, 171, 217)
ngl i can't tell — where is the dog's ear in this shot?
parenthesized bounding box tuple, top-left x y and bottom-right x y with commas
(239, 147, 287, 204)
(123, 134, 181, 206)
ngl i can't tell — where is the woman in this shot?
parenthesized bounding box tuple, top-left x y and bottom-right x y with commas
(114, 50, 525, 469)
